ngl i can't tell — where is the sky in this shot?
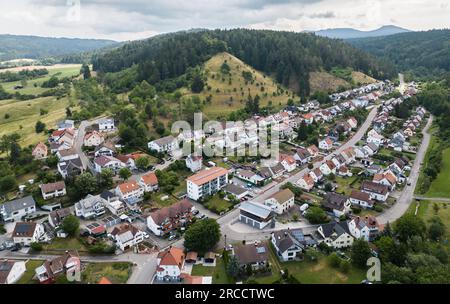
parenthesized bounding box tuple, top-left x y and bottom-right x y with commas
(0, 0, 449, 41)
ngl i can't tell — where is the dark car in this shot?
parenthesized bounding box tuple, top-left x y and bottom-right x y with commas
(11, 245, 21, 252)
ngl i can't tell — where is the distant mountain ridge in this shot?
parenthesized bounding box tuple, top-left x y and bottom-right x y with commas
(315, 25, 412, 39)
(0, 34, 118, 61)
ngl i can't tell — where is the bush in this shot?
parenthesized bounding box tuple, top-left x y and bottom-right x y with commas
(374, 205, 383, 212)
(30, 242, 43, 251)
(328, 252, 342, 268)
(0, 224, 7, 234)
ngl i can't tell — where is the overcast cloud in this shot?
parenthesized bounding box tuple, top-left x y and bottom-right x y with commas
(0, 0, 449, 41)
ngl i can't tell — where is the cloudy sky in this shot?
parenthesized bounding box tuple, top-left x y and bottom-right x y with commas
(0, 0, 449, 41)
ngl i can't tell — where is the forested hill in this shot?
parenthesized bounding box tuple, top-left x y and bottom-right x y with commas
(92, 29, 395, 97)
(0, 34, 118, 61)
(348, 29, 450, 79)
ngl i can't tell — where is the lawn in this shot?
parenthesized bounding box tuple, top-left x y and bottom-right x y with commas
(1, 65, 81, 95)
(43, 237, 87, 252)
(191, 259, 231, 284)
(0, 95, 77, 147)
(82, 262, 133, 284)
(16, 260, 43, 284)
(425, 148, 450, 198)
(204, 195, 234, 214)
(252, 247, 366, 284)
(334, 175, 360, 196)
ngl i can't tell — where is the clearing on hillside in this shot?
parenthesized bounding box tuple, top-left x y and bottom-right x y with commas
(182, 52, 297, 119)
(309, 71, 351, 93)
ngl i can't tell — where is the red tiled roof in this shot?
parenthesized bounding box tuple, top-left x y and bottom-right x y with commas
(140, 172, 158, 186)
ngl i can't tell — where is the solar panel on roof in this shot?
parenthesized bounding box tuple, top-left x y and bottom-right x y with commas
(0, 264, 12, 271)
(16, 223, 32, 234)
(256, 246, 266, 253)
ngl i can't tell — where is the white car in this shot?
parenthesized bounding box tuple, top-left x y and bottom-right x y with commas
(143, 232, 150, 239)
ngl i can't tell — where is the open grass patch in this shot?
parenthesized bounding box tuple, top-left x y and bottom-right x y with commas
(203, 195, 234, 214)
(82, 262, 132, 284)
(425, 148, 450, 198)
(15, 260, 43, 284)
(191, 259, 231, 284)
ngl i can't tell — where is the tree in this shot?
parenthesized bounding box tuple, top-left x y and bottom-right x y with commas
(98, 168, 114, 188)
(135, 156, 150, 170)
(428, 216, 445, 241)
(375, 236, 407, 266)
(119, 167, 132, 181)
(61, 215, 80, 236)
(184, 218, 221, 254)
(351, 239, 372, 268)
(0, 175, 17, 194)
(81, 64, 91, 79)
(226, 255, 240, 279)
(327, 252, 341, 268)
(30, 242, 43, 251)
(191, 73, 204, 93)
(74, 172, 98, 197)
(394, 214, 426, 242)
(35, 120, 46, 133)
(304, 206, 328, 224)
(297, 122, 308, 141)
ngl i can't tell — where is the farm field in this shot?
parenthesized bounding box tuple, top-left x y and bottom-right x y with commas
(425, 148, 450, 198)
(1, 64, 81, 95)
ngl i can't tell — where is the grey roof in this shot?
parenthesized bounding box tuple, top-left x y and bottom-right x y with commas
(322, 192, 349, 211)
(320, 221, 351, 238)
(1, 196, 35, 215)
(152, 135, 175, 146)
(239, 202, 272, 219)
(224, 184, 248, 196)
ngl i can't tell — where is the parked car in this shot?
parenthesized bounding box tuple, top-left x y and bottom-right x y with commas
(0, 244, 5, 251)
(168, 234, 177, 241)
(192, 210, 200, 215)
(143, 232, 150, 239)
(11, 245, 21, 252)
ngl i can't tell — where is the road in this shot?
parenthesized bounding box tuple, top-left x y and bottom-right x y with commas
(74, 118, 105, 174)
(375, 115, 433, 224)
(413, 196, 450, 203)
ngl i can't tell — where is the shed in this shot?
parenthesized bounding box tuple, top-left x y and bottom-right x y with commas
(204, 252, 216, 263)
(185, 251, 198, 263)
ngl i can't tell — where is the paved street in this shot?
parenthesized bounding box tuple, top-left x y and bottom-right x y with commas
(377, 115, 433, 224)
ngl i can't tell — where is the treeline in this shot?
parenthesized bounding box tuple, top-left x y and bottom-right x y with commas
(416, 80, 450, 193)
(349, 29, 450, 80)
(0, 68, 48, 82)
(92, 29, 394, 97)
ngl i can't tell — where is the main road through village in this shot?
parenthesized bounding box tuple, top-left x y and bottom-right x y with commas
(0, 106, 434, 284)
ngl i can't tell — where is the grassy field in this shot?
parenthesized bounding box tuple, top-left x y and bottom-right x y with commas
(0, 95, 75, 147)
(204, 195, 234, 214)
(334, 176, 361, 196)
(182, 52, 296, 119)
(351, 71, 376, 85)
(309, 71, 350, 93)
(1, 64, 81, 95)
(191, 259, 231, 284)
(251, 246, 366, 284)
(43, 237, 87, 252)
(82, 262, 132, 284)
(425, 148, 450, 198)
(15, 260, 43, 284)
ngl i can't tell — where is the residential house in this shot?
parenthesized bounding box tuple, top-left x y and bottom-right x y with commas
(307, 145, 320, 158)
(296, 173, 315, 192)
(302, 113, 314, 124)
(75, 194, 106, 219)
(146, 199, 194, 236)
(94, 155, 124, 173)
(185, 154, 203, 172)
(316, 221, 354, 249)
(139, 172, 159, 192)
(271, 229, 316, 261)
(12, 222, 46, 246)
(83, 131, 104, 147)
(0, 260, 26, 284)
(264, 189, 295, 214)
(57, 157, 84, 179)
(349, 190, 374, 209)
(319, 137, 334, 151)
(32, 142, 48, 160)
(115, 154, 137, 171)
(347, 117, 358, 129)
(361, 181, 390, 202)
(309, 168, 323, 183)
(0, 196, 36, 222)
(187, 167, 229, 201)
(116, 180, 144, 205)
(239, 201, 274, 229)
(100, 191, 127, 216)
(98, 118, 115, 132)
(321, 193, 351, 217)
(48, 207, 74, 228)
(348, 216, 379, 242)
(235, 169, 264, 186)
(148, 135, 177, 154)
(57, 119, 75, 130)
(94, 142, 116, 157)
(40, 181, 66, 200)
(319, 160, 336, 176)
(110, 224, 145, 251)
(294, 148, 311, 165)
(56, 148, 78, 161)
(279, 154, 297, 172)
(224, 184, 249, 200)
(363, 143, 379, 156)
(35, 251, 80, 284)
(373, 171, 397, 190)
(366, 129, 384, 146)
(155, 247, 185, 282)
(233, 243, 269, 270)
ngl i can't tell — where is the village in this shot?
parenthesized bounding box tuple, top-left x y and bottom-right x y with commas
(0, 79, 429, 285)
